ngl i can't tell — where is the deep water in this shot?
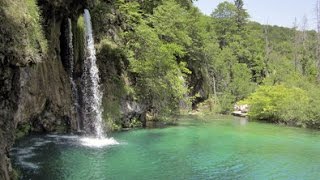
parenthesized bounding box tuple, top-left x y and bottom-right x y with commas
(11, 116, 320, 180)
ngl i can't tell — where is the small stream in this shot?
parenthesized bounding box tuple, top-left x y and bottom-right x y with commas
(11, 116, 320, 180)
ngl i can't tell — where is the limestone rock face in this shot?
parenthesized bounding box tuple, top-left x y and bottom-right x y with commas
(0, 0, 85, 179)
(121, 100, 146, 128)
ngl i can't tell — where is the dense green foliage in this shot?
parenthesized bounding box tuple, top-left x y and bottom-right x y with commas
(91, 0, 320, 128)
(123, 0, 191, 116)
(240, 84, 320, 128)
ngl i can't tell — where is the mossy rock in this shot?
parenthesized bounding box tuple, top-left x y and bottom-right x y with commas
(15, 123, 31, 139)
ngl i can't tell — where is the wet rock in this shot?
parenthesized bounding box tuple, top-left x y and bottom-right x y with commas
(120, 100, 146, 128)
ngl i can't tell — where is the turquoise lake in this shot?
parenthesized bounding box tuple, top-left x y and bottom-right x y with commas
(11, 116, 320, 180)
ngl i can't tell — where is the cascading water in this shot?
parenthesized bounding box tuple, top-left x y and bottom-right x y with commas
(80, 9, 119, 147)
(66, 18, 81, 132)
(82, 9, 104, 138)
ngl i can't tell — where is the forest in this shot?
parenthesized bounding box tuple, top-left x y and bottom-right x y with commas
(90, 0, 320, 129)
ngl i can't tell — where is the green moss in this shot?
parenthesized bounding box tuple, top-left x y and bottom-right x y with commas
(54, 123, 68, 133)
(73, 16, 85, 64)
(15, 123, 31, 139)
(10, 168, 21, 180)
(26, 0, 47, 55)
(96, 39, 130, 129)
(129, 118, 143, 128)
(110, 121, 122, 131)
(1, 0, 47, 64)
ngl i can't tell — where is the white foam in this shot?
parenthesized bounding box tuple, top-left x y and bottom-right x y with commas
(80, 137, 119, 148)
(58, 135, 79, 139)
(46, 134, 60, 138)
(34, 140, 52, 147)
(15, 147, 39, 170)
(16, 147, 35, 155)
(13, 134, 120, 172)
(45, 134, 119, 148)
(46, 134, 79, 139)
(19, 160, 39, 170)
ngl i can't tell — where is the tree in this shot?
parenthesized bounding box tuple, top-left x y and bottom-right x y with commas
(150, 0, 192, 47)
(234, 0, 249, 32)
(211, 2, 237, 48)
(263, 23, 271, 78)
(123, 0, 191, 117)
(316, 0, 320, 82)
(292, 18, 300, 72)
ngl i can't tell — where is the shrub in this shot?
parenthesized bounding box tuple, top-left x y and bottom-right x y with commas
(240, 85, 309, 123)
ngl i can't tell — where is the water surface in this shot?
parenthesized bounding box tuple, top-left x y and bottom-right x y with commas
(11, 116, 320, 180)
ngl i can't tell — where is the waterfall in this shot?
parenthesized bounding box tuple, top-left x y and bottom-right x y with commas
(79, 9, 118, 147)
(82, 9, 104, 138)
(67, 18, 81, 132)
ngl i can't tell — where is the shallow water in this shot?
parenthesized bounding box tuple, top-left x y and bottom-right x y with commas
(11, 116, 320, 180)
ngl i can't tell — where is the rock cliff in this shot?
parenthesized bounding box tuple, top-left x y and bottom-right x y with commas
(0, 0, 85, 179)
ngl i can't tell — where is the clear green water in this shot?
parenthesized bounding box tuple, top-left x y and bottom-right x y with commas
(11, 116, 320, 180)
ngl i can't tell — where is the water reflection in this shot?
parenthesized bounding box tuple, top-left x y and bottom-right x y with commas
(233, 116, 248, 126)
